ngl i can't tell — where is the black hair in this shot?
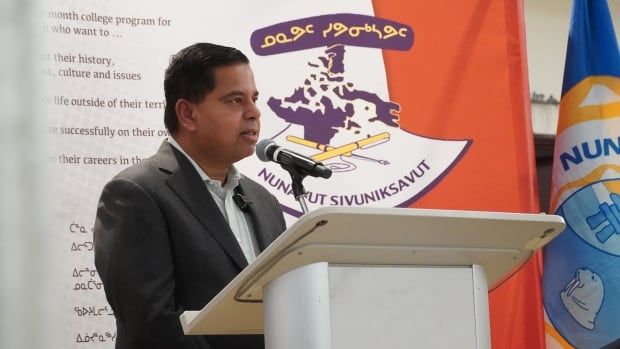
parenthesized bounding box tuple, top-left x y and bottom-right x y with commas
(163, 43, 249, 133)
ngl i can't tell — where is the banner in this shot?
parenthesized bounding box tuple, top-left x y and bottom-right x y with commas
(40, 0, 540, 347)
(543, 1, 620, 348)
(374, 2, 545, 348)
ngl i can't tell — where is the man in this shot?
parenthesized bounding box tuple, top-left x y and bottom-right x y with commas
(94, 43, 286, 349)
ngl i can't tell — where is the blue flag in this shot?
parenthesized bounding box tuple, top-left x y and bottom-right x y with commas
(543, 1, 620, 348)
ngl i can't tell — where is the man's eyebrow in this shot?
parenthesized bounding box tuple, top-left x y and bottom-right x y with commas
(219, 90, 259, 100)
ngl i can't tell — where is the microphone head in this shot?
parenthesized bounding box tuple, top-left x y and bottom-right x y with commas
(255, 139, 275, 162)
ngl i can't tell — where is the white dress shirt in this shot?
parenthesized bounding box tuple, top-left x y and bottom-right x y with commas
(167, 137, 258, 263)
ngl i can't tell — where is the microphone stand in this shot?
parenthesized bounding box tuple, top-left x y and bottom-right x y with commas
(288, 169, 309, 214)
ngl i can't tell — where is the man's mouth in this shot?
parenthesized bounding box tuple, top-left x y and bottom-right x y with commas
(241, 129, 258, 136)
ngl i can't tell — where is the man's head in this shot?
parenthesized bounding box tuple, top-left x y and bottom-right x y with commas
(164, 43, 250, 133)
(164, 43, 261, 171)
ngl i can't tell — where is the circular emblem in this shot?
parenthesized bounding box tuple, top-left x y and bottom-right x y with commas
(543, 179, 620, 348)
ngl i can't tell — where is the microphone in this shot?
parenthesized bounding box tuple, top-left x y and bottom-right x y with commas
(256, 139, 332, 179)
(233, 187, 252, 212)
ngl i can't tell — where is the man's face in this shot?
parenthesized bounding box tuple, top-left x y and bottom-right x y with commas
(189, 63, 260, 166)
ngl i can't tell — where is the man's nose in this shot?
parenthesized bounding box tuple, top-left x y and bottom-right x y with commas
(244, 100, 261, 119)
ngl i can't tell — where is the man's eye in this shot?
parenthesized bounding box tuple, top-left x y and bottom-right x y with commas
(231, 98, 243, 104)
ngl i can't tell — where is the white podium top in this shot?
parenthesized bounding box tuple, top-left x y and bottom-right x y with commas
(181, 207, 564, 335)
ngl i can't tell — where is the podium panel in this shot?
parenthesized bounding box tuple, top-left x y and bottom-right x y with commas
(263, 262, 490, 349)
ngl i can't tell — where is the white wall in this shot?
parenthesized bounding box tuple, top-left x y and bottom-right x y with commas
(525, 0, 620, 135)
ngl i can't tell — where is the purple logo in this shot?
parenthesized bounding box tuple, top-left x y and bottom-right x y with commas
(242, 13, 470, 217)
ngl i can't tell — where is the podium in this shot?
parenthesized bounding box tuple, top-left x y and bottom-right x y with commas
(180, 207, 565, 349)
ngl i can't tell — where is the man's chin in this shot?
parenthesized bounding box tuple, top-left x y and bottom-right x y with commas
(234, 148, 256, 163)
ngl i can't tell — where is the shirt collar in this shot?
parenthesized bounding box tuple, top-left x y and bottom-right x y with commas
(167, 137, 241, 189)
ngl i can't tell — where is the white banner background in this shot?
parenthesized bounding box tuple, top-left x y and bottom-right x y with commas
(41, 1, 377, 346)
(40, 1, 468, 346)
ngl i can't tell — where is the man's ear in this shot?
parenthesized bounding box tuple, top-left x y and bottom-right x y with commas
(175, 99, 197, 132)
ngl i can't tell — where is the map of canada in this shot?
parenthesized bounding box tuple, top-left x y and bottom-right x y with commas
(267, 44, 400, 145)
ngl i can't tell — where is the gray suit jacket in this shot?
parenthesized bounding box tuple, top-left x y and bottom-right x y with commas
(94, 141, 286, 349)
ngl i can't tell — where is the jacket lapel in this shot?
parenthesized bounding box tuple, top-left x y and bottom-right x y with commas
(155, 141, 249, 270)
(237, 178, 275, 252)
